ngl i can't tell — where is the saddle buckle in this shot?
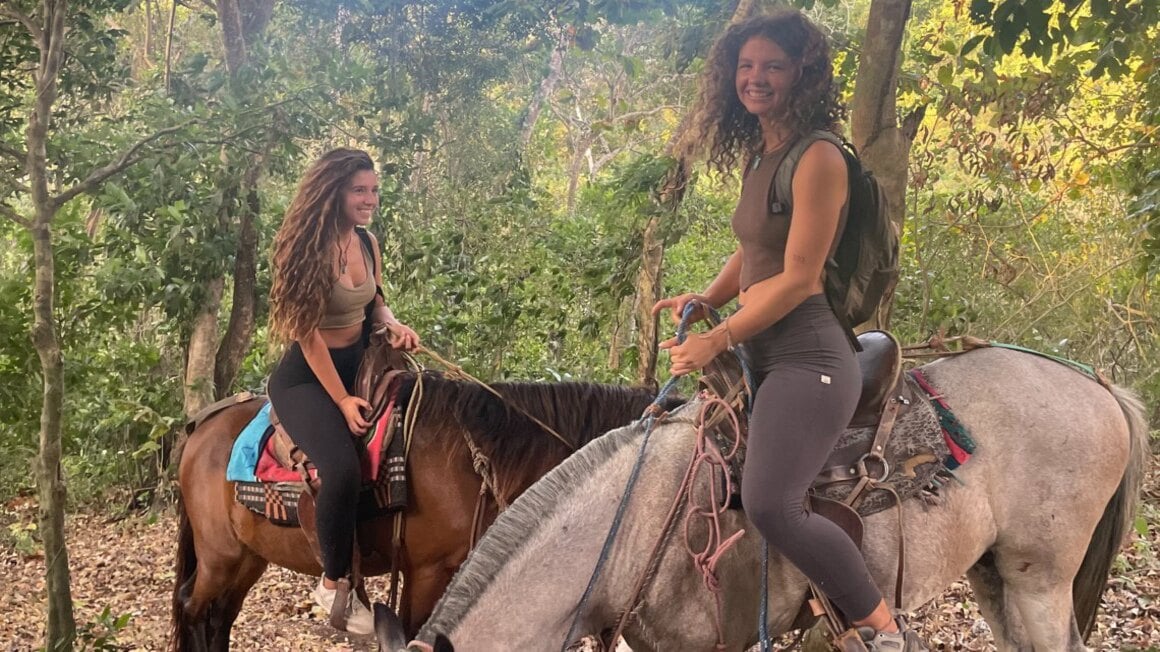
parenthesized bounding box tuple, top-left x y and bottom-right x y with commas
(857, 452, 891, 483)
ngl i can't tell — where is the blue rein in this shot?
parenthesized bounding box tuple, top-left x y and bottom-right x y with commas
(563, 302, 770, 650)
(562, 303, 699, 649)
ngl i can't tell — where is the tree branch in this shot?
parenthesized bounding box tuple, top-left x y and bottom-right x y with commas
(0, 201, 32, 229)
(0, 142, 28, 163)
(0, 6, 43, 41)
(53, 120, 195, 207)
(2, 176, 32, 195)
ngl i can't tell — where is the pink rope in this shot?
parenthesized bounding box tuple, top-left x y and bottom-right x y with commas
(682, 395, 747, 650)
(610, 393, 747, 650)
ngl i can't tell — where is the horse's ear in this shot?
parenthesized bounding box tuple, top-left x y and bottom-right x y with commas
(434, 634, 455, 652)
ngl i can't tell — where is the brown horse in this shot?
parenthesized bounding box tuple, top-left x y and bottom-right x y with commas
(170, 373, 678, 651)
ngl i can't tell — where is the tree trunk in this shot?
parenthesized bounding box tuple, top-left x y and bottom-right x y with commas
(519, 35, 567, 152)
(633, 215, 664, 383)
(185, 276, 225, 417)
(409, 93, 434, 193)
(143, 0, 152, 67)
(632, 0, 758, 385)
(214, 174, 260, 398)
(193, 0, 273, 400)
(849, 0, 914, 329)
(32, 218, 74, 651)
(566, 131, 596, 213)
(164, 0, 177, 92)
(27, 0, 77, 647)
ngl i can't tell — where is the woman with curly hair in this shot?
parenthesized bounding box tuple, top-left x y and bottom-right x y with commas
(653, 11, 927, 651)
(268, 147, 420, 635)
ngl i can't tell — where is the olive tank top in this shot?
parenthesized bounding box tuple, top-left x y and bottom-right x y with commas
(318, 237, 376, 329)
(730, 141, 848, 291)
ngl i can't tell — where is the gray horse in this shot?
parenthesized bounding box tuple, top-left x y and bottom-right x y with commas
(385, 347, 1148, 652)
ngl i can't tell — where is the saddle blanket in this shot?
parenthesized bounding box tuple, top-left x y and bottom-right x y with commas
(225, 395, 398, 484)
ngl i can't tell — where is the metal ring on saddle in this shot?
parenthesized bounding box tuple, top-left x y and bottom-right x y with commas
(858, 452, 891, 482)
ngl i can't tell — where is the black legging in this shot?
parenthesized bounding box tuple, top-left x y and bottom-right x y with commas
(739, 294, 882, 621)
(268, 340, 364, 581)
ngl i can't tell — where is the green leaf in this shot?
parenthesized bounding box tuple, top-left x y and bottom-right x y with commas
(960, 35, 987, 57)
(937, 64, 954, 86)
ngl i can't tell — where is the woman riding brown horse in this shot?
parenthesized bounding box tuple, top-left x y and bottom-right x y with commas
(170, 372, 680, 650)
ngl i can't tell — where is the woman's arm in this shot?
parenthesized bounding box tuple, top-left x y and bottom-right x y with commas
(365, 231, 419, 350)
(652, 248, 743, 326)
(299, 328, 371, 433)
(667, 140, 848, 374)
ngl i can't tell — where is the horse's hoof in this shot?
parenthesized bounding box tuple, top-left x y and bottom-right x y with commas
(373, 603, 408, 651)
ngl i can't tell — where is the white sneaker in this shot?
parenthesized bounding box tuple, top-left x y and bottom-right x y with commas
(312, 577, 375, 636)
(857, 624, 930, 651)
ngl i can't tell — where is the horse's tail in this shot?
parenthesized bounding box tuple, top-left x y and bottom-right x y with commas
(170, 494, 197, 652)
(1072, 383, 1150, 638)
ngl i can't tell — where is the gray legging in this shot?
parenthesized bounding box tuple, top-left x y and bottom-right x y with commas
(739, 294, 882, 621)
(268, 340, 364, 581)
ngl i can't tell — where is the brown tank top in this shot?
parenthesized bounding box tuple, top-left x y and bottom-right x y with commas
(318, 238, 376, 329)
(730, 141, 848, 291)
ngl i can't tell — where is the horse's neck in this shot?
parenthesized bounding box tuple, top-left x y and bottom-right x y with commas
(420, 418, 694, 648)
(512, 383, 652, 445)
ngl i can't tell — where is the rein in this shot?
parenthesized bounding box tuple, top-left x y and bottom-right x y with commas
(415, 345, 575, 452)
(565, 303, 755, 651)
(562, 305, 700, 649)
(609, 395, 746, 651)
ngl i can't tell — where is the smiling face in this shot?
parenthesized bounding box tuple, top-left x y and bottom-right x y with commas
(341, 169, 379, 227)
(735, 36, 799, 121)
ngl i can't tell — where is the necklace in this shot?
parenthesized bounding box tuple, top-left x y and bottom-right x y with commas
(752, 134, 790, 171)
(337, 231, 355, 275)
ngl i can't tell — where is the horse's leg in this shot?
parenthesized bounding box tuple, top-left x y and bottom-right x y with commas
(991, 546, 1089, 652)
(206, 554, 269, 652)
(181, 484, 269, 650)
(401, 560, 457, 637)
(964, 552, 1032, 651)
(181, 538, 267, 652)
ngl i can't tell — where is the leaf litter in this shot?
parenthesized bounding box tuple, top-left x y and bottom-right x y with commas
(2, 465, 1157, 651)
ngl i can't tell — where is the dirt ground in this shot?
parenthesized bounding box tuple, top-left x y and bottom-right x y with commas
(2, 466, 1157, 651)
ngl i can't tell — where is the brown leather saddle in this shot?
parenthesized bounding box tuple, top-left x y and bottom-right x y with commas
(699, 329, 908, 517)
(266, 335, 416, 493)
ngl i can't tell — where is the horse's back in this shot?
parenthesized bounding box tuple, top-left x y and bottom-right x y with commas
(182, 399, 266, 476)
(179, 400, 266, 538)
(921, 346, 1131, 472)
(876, 347, 1136, 608)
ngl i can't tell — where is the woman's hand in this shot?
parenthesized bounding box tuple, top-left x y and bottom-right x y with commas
(337, 394, 372, 435)
(383, 321, 420, 351)
(651, 293, 712, 326)
(660, 329, 728, 377)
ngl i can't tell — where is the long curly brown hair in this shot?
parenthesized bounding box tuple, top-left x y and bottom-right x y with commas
(690, 10, 845, 175)
(269, 148, 375, 343)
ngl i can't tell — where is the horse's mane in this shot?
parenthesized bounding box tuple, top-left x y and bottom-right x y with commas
(397, 372, 682, 494)
(417, 414, 657, 639)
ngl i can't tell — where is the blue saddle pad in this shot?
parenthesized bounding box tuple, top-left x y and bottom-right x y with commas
(226, 402, 272, 482)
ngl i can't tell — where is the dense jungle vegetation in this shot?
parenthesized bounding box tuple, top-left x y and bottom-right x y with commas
(1, 0, 1156, 648)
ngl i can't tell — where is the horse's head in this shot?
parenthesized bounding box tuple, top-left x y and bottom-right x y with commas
(397, 635, 453, 652)
(374, 604, 455, 652)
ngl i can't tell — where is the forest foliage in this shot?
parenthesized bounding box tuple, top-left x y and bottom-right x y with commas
(0, 0, 1156, 504)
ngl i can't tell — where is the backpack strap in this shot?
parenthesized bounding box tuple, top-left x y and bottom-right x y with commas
(354, 227, 385, 301)
(769, 130, 863, 351)
(770, 130, 850, 213)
